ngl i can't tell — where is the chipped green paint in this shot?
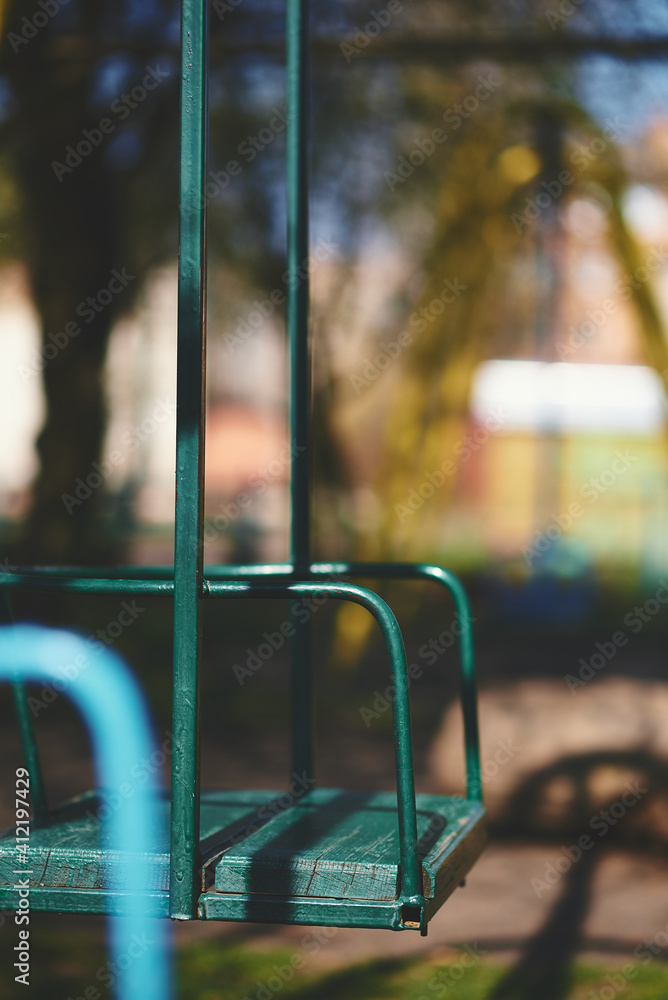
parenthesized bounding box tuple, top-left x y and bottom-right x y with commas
(0, 788, 485, 931)
(1, 0, 485, 931)
(1, 562, 484, 924)
(208, 790, 483, 901)
(0, 789, 278, 895)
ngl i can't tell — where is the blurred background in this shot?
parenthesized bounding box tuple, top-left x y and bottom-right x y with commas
(2, 0, 668, 997)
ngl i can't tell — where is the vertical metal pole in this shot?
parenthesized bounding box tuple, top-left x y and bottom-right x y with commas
(287, 0, 314, 786)
(170, 0, 208, 920)
(2, 592, 48, 823)
(445, 576, 483, 802)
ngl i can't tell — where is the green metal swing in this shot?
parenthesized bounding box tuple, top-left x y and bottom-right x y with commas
(0, 0, 485, 933)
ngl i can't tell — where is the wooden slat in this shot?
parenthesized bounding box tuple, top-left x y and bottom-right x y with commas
(423, 802, 487, 915)
(0, 787, 486, 927)
(209, 789, 484, 902)
(198, 890, 404, 928)
(0, 789, 278, 893)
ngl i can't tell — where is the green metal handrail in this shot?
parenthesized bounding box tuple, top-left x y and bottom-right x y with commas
(3, 0, 484, 929)
(205, 579, 424, 905)
(1, 560, 483, 803)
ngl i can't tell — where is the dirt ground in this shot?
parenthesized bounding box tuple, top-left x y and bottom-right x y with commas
(2, 606, 668, 982)
(164, 843, 668, 968)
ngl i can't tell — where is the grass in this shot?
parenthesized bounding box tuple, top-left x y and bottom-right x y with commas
(178, 943, 668, 1000)
(5, 928, 668, 1000)
(2, 914, 668, 999)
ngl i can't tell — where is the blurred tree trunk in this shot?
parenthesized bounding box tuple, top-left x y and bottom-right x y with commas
(3, 2, 122, 564)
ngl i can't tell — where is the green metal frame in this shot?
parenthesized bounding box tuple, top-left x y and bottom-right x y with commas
(2, 0, 484, 929)
(171, 0, 209, 920)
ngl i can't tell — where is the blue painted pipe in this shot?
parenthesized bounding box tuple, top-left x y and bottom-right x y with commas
(0, 625, 171, 1000)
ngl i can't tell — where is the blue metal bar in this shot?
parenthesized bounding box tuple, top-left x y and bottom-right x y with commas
(0, 624, 171, 1000)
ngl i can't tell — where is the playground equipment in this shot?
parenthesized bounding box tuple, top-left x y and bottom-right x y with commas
(0, 0, 485, 935)
(0, 625, 171, 1000)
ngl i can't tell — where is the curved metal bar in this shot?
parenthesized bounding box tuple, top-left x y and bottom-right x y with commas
(210, 561, 481, 802)
(0, 625, 171, 1000)
(310, 563, 483, 802)
(0, 559, 482, 802)
(211, 562, 483, 803)
(408, 565, 481, 802)
(205, 579, 423, 904)
(0, 573, 175, 595)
